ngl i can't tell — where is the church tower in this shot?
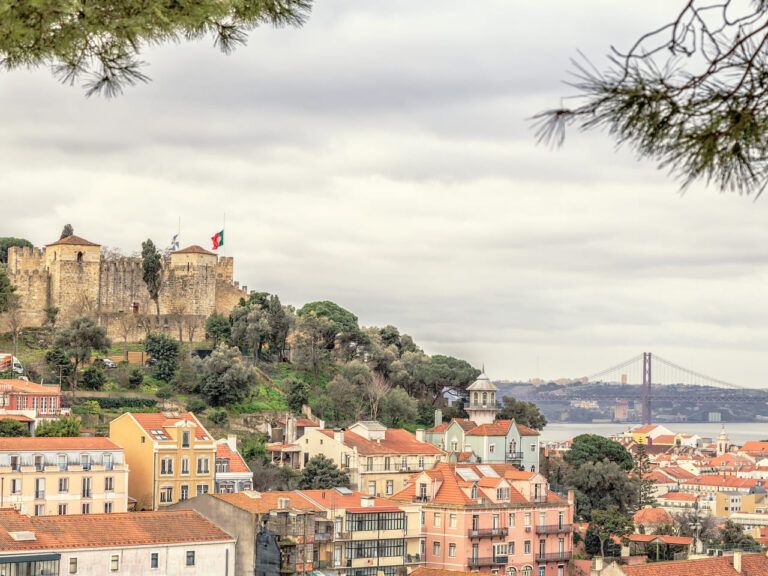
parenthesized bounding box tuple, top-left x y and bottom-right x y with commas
(716, 425, 730, 456)
(465, 370, 499, 425)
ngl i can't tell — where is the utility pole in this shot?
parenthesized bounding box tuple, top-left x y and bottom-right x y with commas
(642, 352, 652, 425)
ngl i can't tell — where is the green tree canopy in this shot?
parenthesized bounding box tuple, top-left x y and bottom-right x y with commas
(45, 347, 74, 385)
(0, 237, 32, 264)
(497, 396, 548, 430)
(379, 387, 418, 428)
(298, 455, 351, 489)
(286, 376, 310, 414)
(567, 460, 640, 520)
(53, 317, 111, 391)
(0, 419, 29, 437)
(60, 224, 74, 239)
(0, 265, 16, 314)
(205, 313, 231, 346)
(81, 366, 106, 390)
(565, 434, 634, 471)
(36, 416, 81, 437)
(199, 344, 257, 406)
(141, 239, 162, 318)
(144, 332, 180, 382)
(718, 520, 762, 551)
(590, 506, 634, 558)
(298, 300, 363, 351)
(632, 444, 657, 509)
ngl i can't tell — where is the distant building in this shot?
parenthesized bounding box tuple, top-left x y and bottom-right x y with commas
(214, 435, 252, 493)
(593, 551, 768, 576)
(0, 379, 65, 433)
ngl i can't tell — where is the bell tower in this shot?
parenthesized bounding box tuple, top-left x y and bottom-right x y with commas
(465, 370, 499, 425)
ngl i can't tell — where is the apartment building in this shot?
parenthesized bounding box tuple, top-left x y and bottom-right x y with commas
(391, 462, 574, 576)
(0, 437, 128, 516)
(301, 421, 444, 496)
(0, 379, 65, 432)
(214, 436, 252, 493)
(0, 508, 235, 575)
(109, 412, 215, 510)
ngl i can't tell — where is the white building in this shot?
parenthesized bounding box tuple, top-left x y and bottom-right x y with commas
(0, 508, 235, 575)
(214, 436, 253, 493)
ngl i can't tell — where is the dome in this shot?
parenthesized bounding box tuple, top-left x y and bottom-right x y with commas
(467, 371, 497, 392)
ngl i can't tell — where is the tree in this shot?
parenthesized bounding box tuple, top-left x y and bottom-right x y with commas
(60, 224, 74, 239)
(565, 434, 634, 471)
(298, 300, 363, 352)
(144, 332, 180, 382)
(0, 0, 313, 96)
(590, 506, 634, 558)
(718, 520, 761, 551)
(199, 344, 257, 406)
(497, 396, 548, 430)
(298, 455, 351, 489)
(286, 376, 310, 414)
(169, 301, 186, 342)
(141, 239, 162, 319)
(250, 459, 301, 491)
(536, 1, 768, 196)
(294, 312, 333, 386)
(632, 444, 657, 509)
(230, 299, 269, 360)
(6, 295, 22, 358)
(366, 373, 391, 421)
(205, 313, 231, 346)
(0, 237, 32, 264)
(567, 460, 640, 520)
(266, 295, 290, 360)
(45, 347, 74, 385)
(44, 306, 60, 327)
(127, 368, 144, 389)
(380, 387, 419, 428)
(0, 265, 16, 313)
(81, 366, 106, 390)
(425, 355, 481, 399)
(0, 419, 29, 437)
(208, 407, 229, 426)
(53, 316, 111, 392)
(672, 509, 718, 542)
(115, 311, 135, 360)
(36, 416, 81, 437)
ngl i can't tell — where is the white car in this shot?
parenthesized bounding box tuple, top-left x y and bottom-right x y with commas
(96, 358, 118, 369)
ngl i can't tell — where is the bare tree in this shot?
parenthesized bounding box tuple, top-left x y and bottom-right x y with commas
(7, 296, 22, 358)
(135, 314, 154, 339)
(169, 301, 186, 342)
(184, 316, 200, 344)
(366, 372, 391, 421)
(115, 311, 136, 360)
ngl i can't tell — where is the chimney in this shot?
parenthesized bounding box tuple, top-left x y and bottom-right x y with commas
(434, 409, 443, 428)
(302, 405, 313, 420)
(567, 489, 575, 506)
(415, 429, 425, 443)
(286, 416, 297, 444)
(227, 434, 237, 452)
(733, 550, 742, 574)
(361, 496, 375, 508)
(334, 429, 345, 444)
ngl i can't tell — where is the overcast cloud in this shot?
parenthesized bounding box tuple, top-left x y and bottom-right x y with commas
(1, 0, 767, 386)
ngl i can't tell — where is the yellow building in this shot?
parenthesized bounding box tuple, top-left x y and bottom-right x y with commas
(109, 412, 215, 511)
(301, 421, 444, 497)
(0, 437, 128, 515)
(715, 491, 768, 517)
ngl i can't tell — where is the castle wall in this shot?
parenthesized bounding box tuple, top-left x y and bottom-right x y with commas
(2, 247, 48, 331)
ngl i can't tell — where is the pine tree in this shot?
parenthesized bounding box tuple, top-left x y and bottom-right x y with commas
(298, 455, 351, 490)
(632, 444, 657, 509)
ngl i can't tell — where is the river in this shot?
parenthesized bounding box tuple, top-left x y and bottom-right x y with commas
(539, 422, 768, 444)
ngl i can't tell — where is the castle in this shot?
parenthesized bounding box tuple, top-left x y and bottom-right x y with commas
(3, 233, 249, 341)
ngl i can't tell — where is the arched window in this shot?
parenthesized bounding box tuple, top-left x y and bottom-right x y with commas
(482, 392, 487, 404)
(507, 568, 517, 576)
(471, 484, 478, 499)
(530, 465, 536, 472)
(76, 251, 83, 262)
(522, 567, 532, 576)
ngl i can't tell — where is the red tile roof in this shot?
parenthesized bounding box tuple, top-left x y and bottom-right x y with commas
(318, 428, 443, 455)
(298, 489, 395, 510)
(0, 379, 60, 395)
(0, 509, 232, 551)
(626, 534, 693, 546)
(0, 414, 32, 422)
(741, 441, 768, 454)
(632, 425, 661, 434)
(620, 554, 768, 576)
(684, 475, 760, 490)
(0, 437, 119, 451)
(516, 423, 540, 436)
(129, 412, 211, 440)
(427, 422, 450, 433)
(662, 466, 698, 481)
(412, 568, 477, 576)
(214, 491, 320, 514)
(466, 420, 514, 436)
(46, 235, 99, 247)
(277, 417, 320, 428)
(173, 245, 215, 256)
(633, 507, 673, 525)
(658, 492, 698, 502)
(216, 441, 251, 473)
(653, 435, 677, 445)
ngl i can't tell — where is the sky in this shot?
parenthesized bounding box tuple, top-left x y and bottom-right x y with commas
(2, 1, 767, 387)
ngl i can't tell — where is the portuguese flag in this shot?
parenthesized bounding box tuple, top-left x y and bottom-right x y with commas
(211, 229, 224, 250)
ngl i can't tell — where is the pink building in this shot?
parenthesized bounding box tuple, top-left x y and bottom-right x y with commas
(391, 462, 573, 576)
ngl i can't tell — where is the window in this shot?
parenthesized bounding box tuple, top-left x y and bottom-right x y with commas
(539, 540, 546, 556)
(197, 457, 209, 475)
(494, 543, 507, 559)
(81, 454, 91, 470)
(497, 487, 510, 500)
(538, 567, 545, 576)
(104, 502, 113, 513)
(493, 514, 500, 529)
(451, 440, 458, 451)
(82, 477, 92, 498)
(384, 457, 391, 471)
(368, 481, 376, 496)
(105, 477, 114, 492)
(448, 543, 456, 558)
(10, 455, 19, 471)
(418, 456, 425, 469)
(76, 251, 83, 262)
(181, 457, 190, 475)
(35, 478, 45, 499)
(160, 487, 173, 503)
(197, 484, 209, 496)
(34, 454, 44, 472)
(509, 541, 515, 555)
(432, 542, 440, 556)
(558, 511, 565, 528)
(509, 513, 516, 527)
(181, 485, 189, 501)
(366, 457, 374, 471)
(539, 512, 546, 527)
(58, 454, 68, 471)
(449, 513, 457, 528)
(151, 552, 159, 568)
(216, 458, 230, 473)
(471, 484, 478, 499)
(524, 541, 531, 554)
(11, 479, 21, 494)
(531, 444, 536, 452)
(507, 569, 517, 576)
(524, 512, 531, 526)
(58, 504, 67, 515)
(386, 480, 394, 495)
(434, 512, 441, 527)
(182, 430, 191, 448)
(141, 436, 145, 444)
(489, 444, 496, 454)
(557, 566, 564, 576)
(522, 567, 532, 576)
(401, 456, 408, 470)
(104, 453, 113, 471)
(35, 505, 44, 516)
(110, 555, 119, 571)
(418, 483, 427, 500)
(558, 538, 564, 553)
(69, 557, 78, 574)
(186, 551, 195, 566)
(82, 503, 91, 514)
(161, 457, 174, 475)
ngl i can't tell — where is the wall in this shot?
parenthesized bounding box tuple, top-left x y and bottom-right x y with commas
(109, 414, 157, 511)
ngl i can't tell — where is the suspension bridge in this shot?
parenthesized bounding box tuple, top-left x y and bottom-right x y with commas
(586, 352, 759, 425)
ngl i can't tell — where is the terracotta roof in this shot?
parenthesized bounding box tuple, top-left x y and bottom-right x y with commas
(427, 422, 450, 433)
(0, 509, 232, 551)
(620, 554, 768, 576)
(266, 443, 300, 452)
(685, 475, 760, 489)
(0, 414, 32, 422)
(277, 417, 320, 428)
(741, 441, 768, 454)
(0, 379, 60, 395)
(46, 235, 99, 247)
(454, 419, 477, 432)
(658, 492, 698, 502)
(626, 534, 693, 546)
(662, 466, 698, 481)
(214, 491, 320, 514)
(653, 435, 677, 445)
(412, 568, 477, 576)
(216, 441, 251, 473)
(633, 507, 673, 525)
(516, 423, 540, 436)
(317, 428, 443, 455)
(0, 437, 119, 451)
(127, 412, 211, 441)
(298, 489, 395, 510)
(455, 451, 474, 462)
(172, 245, 215, 256)
(466, 420, 514, 436)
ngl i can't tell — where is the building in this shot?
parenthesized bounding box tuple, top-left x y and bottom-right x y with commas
(391, 462, 574, 576)
(632, 508, 673, 534)
(0, 437, 128, 516)
(300, 421, 445, 496)
(2, 233, 249, 341)
(109, 412, 215, 510)
(215, 436, 252, 493)
(465, 372, 500, 426)
(0, 379, 65, 433)
(594, 551, 768, 576)
(172, 491, 322, 576)
(267, 415, 323, 470)
(0, 508, 235, 575)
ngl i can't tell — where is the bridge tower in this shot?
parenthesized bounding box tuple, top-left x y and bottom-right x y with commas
(641, 352, 652, 425)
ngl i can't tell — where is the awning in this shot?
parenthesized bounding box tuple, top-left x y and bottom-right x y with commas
(0, 553, 61, 564)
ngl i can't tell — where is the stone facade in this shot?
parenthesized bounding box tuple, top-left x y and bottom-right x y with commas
(2, 234, 248, 341)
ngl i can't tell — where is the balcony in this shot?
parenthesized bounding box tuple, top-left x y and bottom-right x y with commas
(34, 490, 45, 499)
(404, 554, 423, 564)
(414, 495, 429, 503)
(467, 402, 502, 410)
(505, 452, 524, 461)
(315, 532, 333, 542)
(468, 527, 508, 539)
(535, 552, 572, 563)
(467, 556, 508, 567)
(536, 524, 573, 535)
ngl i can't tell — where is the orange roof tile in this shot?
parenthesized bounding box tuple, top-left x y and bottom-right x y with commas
(621, 554, 768, 576)
(0, 379, 60, 395)
(633, 507, 673, 525)
(516, 423, 540, 436)
(129, 412, 211, 440)
(653, 435, 677, 445)
(662, 466, 698, 481)
(0, 509, 232, 551)
(0, 437, 119, 451)
(214, 491, 320, 514)
(741, 441, 768, 454)
(0, 414, 32, 422)
(466, 420, 514, 436)
(173, 245, 214, 255)
(298, 489, 395, 510)
(412, 568, 478, 576)
(685, 475, 760, 489)
(318, 428, 443, 455)
(277, 417, 320, 428)
(626, 534, 692, 546)
(658, 492, 698, 502)
(216, 441, 251, 473)
(427, 422, 450, 433)
(46, 235, 99, 247)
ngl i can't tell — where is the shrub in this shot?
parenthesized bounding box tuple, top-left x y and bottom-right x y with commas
(81, 366, 106, 390)
(128, 368, 144, 389)
(186, 397, 208, 413)
(208, 407, 229, 426)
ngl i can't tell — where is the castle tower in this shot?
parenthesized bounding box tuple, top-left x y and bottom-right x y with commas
(44, 235, 101, 322)
(466, 370, 498, 425)
(716, 425, 730, 456)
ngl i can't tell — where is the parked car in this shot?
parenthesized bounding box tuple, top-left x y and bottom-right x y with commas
(95, 358, 118, 369)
